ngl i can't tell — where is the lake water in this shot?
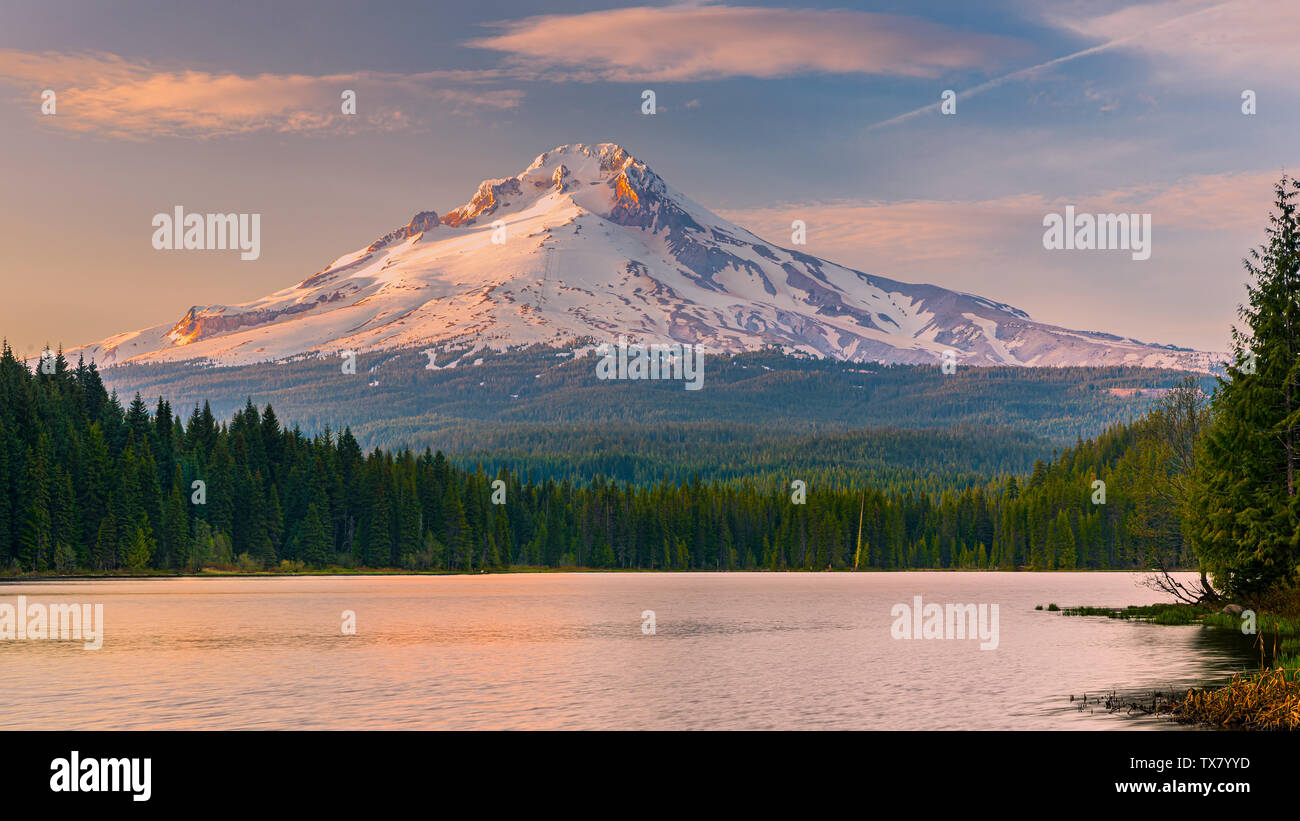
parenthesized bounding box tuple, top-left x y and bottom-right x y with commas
(0, 572, 1259, 730)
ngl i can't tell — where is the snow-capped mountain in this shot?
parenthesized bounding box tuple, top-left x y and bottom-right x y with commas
(72, 143, 1221, 371)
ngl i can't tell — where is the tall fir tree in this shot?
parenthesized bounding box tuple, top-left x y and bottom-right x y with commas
(1189, 177, 1300, 596)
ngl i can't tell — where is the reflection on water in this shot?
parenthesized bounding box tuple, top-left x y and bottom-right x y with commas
(0, 573, 1259, 730)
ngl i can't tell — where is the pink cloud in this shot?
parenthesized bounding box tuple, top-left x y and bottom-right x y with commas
(469, 4, 1026, 81)
(720, 170, 1275, 269)
(0, 49, 523, 139)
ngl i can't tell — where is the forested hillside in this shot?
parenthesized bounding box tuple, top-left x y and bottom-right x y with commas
(434, 422, 1048, 490)
(0, 342, 1196, 574)
(94, 346, 1209, 452)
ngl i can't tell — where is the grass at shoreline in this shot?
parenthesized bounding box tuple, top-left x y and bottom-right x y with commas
(1056, 602, 1220, 625)
(1054, 589, 1300, 730)
(1174, 669, 1300, 730)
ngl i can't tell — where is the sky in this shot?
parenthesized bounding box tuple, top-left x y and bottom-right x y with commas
(0, 0, 1296, 357)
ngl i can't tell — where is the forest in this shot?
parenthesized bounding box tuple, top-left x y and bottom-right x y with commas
(0, 342, 1198, 574)
(93, 342, 1207, 453)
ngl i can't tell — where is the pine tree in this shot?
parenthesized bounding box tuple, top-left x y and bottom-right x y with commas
(78, 423, 111, 563)
(0, 421, 10, 567)
(160, 487, 190, 569)
(442, 482, 471, 570)
(17, 437, 52, 571)
(94, 511, 118, 570)
(1056, 511, 1077, 569)
(123, 524, 152, 571)
(50, 468, 77, 559)
(365, 488, 394, 568)
(1189, 177, 1300, 596)
(299, 502, 331, 567)
(124, 393, 153, 458)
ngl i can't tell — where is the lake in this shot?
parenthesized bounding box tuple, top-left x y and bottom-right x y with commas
(0, 572, 1258, 730)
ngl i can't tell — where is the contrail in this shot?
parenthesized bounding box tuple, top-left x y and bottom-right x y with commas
(864, 0, 1238, 132)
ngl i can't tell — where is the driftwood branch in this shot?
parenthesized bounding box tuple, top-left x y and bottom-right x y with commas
(1140, 563, 1219, 604)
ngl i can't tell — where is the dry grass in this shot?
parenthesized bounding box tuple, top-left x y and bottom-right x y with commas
(1174, 668, 1300, 730)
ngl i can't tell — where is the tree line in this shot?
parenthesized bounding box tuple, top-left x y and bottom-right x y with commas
(0, 343, 1197, 574)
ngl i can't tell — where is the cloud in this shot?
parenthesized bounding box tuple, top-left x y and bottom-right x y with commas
(723, 194, 1054, 270)
(468, 4, 1025, 82)
(865, 0, 1288, 131)
(1051, 0, 1300, 76)
(720, 170, 1275, 271)
(0, 49, 523, 139)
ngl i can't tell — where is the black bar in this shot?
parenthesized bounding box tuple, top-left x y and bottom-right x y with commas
(3, 730, 1283, 809)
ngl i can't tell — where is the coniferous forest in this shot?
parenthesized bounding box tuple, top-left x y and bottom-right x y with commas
(0, 341, 1198, 575)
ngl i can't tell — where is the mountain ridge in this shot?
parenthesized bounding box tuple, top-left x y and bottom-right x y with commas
(69, 142, 1223, 373)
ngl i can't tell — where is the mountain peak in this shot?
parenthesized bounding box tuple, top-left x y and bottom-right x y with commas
(526, 143, 641, 176)
(68, 143, 1224, 373)
(428, 142, 669, 231)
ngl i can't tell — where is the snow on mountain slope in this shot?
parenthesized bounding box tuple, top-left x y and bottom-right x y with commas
(70, 143, 1222, 372)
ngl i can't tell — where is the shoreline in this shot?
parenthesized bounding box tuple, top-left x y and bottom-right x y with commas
(0, 566, 1199, 582)
(1057, 600, 1300, 731)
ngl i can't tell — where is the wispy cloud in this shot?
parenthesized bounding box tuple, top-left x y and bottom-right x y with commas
(1051, 0, 1300, 76)
(0, 49, 523, 139)
(864, 0, 1253, 130)
(720, 170, 1273, 270)
(468, 4, 1025, 82)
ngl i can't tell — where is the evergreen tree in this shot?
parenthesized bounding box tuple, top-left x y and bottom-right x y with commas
(93, 511, 118, 570)
(1189, 177, 1300, 596)
(123, 524, 151, 571)
(299, 502, 331, 567)
(17, 436, 52, 571)
(1056, 511, 1077, 569)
